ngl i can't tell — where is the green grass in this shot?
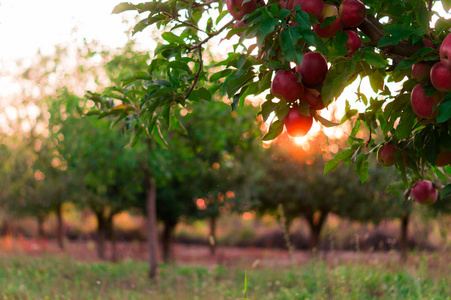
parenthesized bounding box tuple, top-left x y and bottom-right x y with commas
(1, 253, 451, 299)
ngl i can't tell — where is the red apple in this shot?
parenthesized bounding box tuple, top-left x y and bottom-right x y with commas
(344, 30, 361, 55)
(313, 5, 342, 38)
(411, 62, 431, 82)
(411, 180, 438, 205)
(283, 107, 313, 137)
(302, 88, 325, 110)
(440, 33, 451, 69)
(423, 39, 435, 48)
(430, 62, 451, 92)
(279, 0, 293, 9)
(290, 0, 324, 19)
(377, 144, 397, 167)
(339, 0, 366, 28)
(436, 151, 451, 167)
(271, 71, 304, 103)
(295, 52, 328, 86)
(227, 0, 258, 20)
(410, 84, 443, 119)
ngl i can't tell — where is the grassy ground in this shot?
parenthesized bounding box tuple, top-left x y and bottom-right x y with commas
(1, 252, 451, 300)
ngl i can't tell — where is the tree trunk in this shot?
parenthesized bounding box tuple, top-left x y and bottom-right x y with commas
(146, 176, 159, 279)
(37, 214, 45, 239)
(209, 216, 217, 256)
(305, 211, 328, 253)
(107, 215, 118, 262)
(56, 202, 65, 250)
(95, 212, 107, 260)
(400, 212, 409, 262)
(162, 221, 175, 263)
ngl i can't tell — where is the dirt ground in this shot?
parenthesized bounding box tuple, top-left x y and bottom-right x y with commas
(0, 237, 423, 268)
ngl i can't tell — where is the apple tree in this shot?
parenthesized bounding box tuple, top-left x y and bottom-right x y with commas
(86, 0, 451, 206)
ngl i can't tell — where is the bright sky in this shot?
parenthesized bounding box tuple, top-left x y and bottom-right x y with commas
(0, 0, 130, 60)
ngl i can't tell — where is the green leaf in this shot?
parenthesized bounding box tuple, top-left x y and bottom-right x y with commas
(153, 123, 168, 149)
(162, 32, 185, 44)
(280, 28, 303, 66)
(260, 100, 278, 122)
(354, 153, 370, 183)
(437, 94, 451, 123)
(395, 110, 415, 139)
(363, 51, 387, 68)
(112, 2, 137, 14)
(257, 18, 279, 47)
(324, 148, 356, 174)
(189, 88, 212, 101)
(262, 119, 284, 141)
(312, 111, 340, 127)
(442, 184, 451, 198)
(443, 0, 451, 12)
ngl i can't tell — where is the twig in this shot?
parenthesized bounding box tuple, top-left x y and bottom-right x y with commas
(187, 20, 234, 51)
(185, 45, 203, 100)
(177, 0, 220, 8)
(161, 12, 206, 34)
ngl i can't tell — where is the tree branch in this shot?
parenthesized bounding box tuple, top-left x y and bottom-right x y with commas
(185, 45, 203, 100)
(178, 0, 220, 8)
(187, 20, 234, 51)
(358, 17, 424, 58)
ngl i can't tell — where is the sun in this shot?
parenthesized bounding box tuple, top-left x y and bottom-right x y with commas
(294, 135, 309, 145)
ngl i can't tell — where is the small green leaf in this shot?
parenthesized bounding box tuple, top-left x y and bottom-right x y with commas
(312, 111, 340, 127)
(112, 2, 137, 14)
(437, 94, 451, 123)
(280, 28, 303, 66)
(442, 0, 451, 12)
(162, 32, 185, 44)
(395, 110, 415, 139)
(363, 51, 387, 68)
(263, 119, 284, 141)
(354, 153, 370, 183)
(442, 184, 451, 198)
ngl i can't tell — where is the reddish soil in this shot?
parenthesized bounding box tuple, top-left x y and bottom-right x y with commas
(0, 237, 417, 268)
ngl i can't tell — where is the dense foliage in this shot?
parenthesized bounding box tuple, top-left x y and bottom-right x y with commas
(87, 0, 451, 205)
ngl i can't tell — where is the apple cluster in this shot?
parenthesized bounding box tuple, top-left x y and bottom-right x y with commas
(410, 34, 451, 120)
(269, 0, 365, 137)
(279, 0, 365, 137)
(226, 0, 366, 137)
(377, 144, 440, 205)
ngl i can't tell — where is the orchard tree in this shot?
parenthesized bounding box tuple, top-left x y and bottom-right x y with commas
(87, 0, 451, 201)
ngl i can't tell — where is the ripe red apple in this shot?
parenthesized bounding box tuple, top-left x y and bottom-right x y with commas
(344, 30, 361, 55)
(283, 107, 313, 137)
(279, 0, 293, 9)
(411, 180, 438, 205)
(227, 0, 258, 20)
(295, 52, 328, 86)
(411, 62, 431, 82)
(430, 62, 451, 92)
(313, 5, 342, 38)
(339, 0, 366, 28)
(290, 0, 324, 19)
(302, 88, 325, 110)
(410, 84, 443, 119)
(436, 151, 451, 167)
(440, 33, 451, 69)
(377, 144, 397, 167)
(271, 71, 304, 103)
